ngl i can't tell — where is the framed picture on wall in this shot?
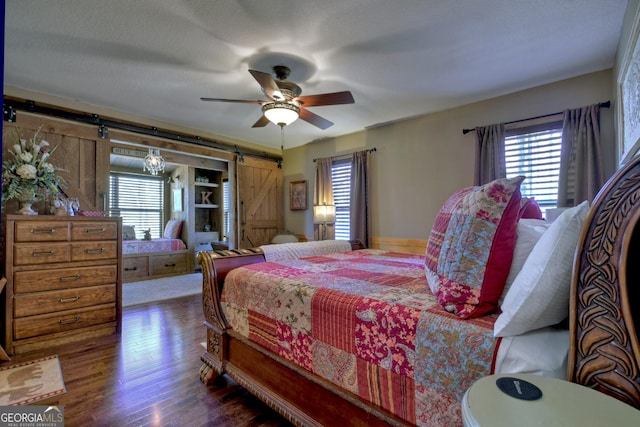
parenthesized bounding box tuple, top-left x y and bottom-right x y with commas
(290, 180, 307, 211)
(618, 3, 640, 165)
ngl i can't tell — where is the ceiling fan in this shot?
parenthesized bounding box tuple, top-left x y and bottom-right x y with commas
(200, 65, 354, 130)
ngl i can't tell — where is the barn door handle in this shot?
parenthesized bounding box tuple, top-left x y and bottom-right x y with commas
(241, 200, 246, 225)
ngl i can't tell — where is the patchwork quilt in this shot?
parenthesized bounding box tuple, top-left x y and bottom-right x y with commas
(221, 249, 500, 426)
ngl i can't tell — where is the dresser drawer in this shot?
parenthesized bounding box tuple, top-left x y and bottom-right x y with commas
(14, 284, 116, 317)
(71, 222, 118, 241)
(14, 221, 70, 242)
(14, 243, 71, 265)
(13, 304, 117, 339)
(151, 253, 189, 276)
(14, 265, 118, 293)
(123, 256, 150, 280)
(71, 241, 118, 261)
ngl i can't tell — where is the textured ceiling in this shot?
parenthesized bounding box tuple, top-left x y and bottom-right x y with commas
(4, 0, 627, 151)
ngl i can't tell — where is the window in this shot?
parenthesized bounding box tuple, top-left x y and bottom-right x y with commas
(505, 120, 563, 211)
(109, 172, 164, 238)
(332, 160, 351, 240)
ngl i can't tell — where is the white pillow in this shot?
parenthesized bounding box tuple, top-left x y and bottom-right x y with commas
(499, 219, 552, 305)
(493, 201, 590, 337)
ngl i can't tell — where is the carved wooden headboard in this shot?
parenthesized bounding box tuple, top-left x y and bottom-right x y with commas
(568, 153, 640, 409)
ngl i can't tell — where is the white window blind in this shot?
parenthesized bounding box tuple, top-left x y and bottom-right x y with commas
(109, 173, 164, 238)
(505, 121, 563, 210)
(331, 160, 351, 240)
(223, 179, 230, 240)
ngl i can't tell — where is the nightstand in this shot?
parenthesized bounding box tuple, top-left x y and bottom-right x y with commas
(462, 374, 639, 426)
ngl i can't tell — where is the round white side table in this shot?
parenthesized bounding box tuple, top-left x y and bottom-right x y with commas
(462, 373, 640, 427)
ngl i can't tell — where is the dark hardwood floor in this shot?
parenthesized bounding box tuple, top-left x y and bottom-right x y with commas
(2, 294, 293, 427)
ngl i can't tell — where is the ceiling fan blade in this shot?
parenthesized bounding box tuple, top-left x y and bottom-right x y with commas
(296, 91, 354, 107)
(248, 69, 284, 101)
(299, 108, 333, 130)
(200, 97, 263, 104)
(252, 115, 270, 128)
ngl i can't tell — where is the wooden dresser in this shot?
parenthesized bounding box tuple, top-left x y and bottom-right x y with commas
(3, 215, 122, 355)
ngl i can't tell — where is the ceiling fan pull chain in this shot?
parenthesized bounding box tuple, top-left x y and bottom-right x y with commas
(280, 124, 285, 152)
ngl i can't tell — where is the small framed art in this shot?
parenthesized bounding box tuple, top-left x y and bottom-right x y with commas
(290, 180, 307, 210)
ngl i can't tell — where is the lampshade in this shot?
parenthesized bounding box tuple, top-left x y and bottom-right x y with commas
(262, 102, 300, 126)
(143, 147, 165, 175)
(313, 204, 336, 224)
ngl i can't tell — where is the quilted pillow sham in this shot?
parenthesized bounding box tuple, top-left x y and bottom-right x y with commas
(425, 176, 525, 318)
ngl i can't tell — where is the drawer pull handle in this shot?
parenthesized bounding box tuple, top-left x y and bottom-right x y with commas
(165, 263, 176, 267)
(84, 227, 106, 234)
(31, 228, 56, 234)
(84, 248, 105, 254)
(58, 296, 80, 303)
(60, 275, 81, 282)
(124, 266, 138, 271)
(32, 250, 56, 257)
(59, 317, 80, 325)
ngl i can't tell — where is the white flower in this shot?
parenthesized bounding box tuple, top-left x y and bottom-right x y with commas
(18, 152, 33, 163)
(16, 164, 38, 179)
(43, 163, 55, 173)
(13, 144, 21, 154)
(39, 140, 50, 147)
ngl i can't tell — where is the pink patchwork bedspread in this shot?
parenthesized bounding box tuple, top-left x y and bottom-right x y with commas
(122, 238, 186, 255)
(221, 249, 500, 426)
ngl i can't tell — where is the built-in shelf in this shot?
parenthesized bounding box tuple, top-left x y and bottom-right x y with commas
(195, 182, 219, 188)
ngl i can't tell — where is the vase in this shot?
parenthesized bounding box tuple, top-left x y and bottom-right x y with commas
(16, 187, 38, 215)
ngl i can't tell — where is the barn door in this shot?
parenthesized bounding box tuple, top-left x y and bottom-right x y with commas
(236, 157, 283, 248)
(2, 113, 109, 213)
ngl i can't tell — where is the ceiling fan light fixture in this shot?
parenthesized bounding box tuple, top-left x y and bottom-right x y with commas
(263, 102, 300, 127)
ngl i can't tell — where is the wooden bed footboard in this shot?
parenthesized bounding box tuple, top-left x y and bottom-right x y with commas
(197, 241, 408, 426)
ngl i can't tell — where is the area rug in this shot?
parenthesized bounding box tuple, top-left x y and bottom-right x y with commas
(0, 355, 66, 406)
(122, 272, 203, 307)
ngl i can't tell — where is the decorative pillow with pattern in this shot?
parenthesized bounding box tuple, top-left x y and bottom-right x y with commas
(425, 176, 525, 318)
(123, 225, 136, 240)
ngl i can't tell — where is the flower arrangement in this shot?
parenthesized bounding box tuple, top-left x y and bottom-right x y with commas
(2, 127, 64, 206)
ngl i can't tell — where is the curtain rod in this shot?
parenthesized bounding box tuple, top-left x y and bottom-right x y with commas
(313, 147, 377, 162)
(462, 100, 611, 135)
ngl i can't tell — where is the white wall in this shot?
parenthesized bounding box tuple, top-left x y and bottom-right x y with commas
(283, 70, 615, 241)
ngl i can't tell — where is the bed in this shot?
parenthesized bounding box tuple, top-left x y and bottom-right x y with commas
(122, 220, 190, 282)
(197, 155, 640, 426)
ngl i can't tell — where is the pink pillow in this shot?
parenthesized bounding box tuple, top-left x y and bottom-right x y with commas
(425, 176, 524, 318)
(163, 219, 183, 239)
(519, 197, 543, 220)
